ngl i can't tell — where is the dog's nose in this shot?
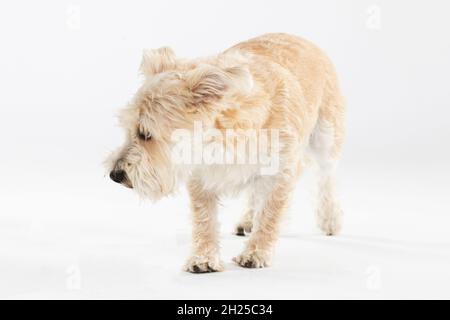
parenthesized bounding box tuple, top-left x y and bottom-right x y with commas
(110, 170, 126, 184)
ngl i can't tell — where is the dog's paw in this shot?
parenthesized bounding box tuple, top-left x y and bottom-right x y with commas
(317, 208, 343, 236)
(184, 255, 224, 273)
(233, 250, 271, 269)
(234, 222, 252, 237)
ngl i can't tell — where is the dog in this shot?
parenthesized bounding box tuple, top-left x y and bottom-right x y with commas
(106, 33, 345, 273)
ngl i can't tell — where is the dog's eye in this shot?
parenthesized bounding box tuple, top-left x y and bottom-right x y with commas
(138, 131, 151, 141)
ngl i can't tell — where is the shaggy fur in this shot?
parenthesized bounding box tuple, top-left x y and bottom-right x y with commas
(106, 33, 345, 272)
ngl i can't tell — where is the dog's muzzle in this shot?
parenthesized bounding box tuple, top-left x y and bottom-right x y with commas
(110, 170, 125, 183)
(109, 170, 132, 188)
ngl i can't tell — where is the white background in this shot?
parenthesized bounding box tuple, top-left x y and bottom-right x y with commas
(1, 0, 450, 299)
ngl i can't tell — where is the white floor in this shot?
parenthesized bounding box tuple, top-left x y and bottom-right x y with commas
(1, 161, 450, 299)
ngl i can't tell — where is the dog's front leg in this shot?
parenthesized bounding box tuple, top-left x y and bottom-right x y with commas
(234, 176, 295, 268)
(184, 178, 223, 273)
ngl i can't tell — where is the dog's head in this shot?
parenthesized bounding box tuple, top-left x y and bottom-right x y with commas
(105, 47, 252, 201)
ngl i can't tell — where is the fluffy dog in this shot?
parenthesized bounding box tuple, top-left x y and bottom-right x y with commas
(106, 33, 345, 273)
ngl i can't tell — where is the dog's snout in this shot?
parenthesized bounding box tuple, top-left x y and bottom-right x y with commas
(110, 170, 126, 184)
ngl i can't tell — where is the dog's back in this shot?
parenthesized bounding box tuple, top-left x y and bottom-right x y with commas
(227, 33, 345, 158)
(228, 33, 338, 110)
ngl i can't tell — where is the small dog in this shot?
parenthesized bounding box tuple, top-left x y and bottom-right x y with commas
(106, 33, 345, 273)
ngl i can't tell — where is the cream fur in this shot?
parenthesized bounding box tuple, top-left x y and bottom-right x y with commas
(106, 33, 346, 272)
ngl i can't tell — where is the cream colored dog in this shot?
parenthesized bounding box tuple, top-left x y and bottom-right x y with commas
(106, 33, 345, 273)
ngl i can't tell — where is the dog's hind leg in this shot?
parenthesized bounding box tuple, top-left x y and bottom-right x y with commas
(309, 86, 345, 236)
(234, 189, 255, 236)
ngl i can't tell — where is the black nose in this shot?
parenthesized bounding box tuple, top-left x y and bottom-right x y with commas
(110, 170, 126, 183)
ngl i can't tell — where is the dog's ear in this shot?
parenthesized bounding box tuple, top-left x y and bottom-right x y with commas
(185, 65, 252, 106)
(140, 47, 177, 76)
